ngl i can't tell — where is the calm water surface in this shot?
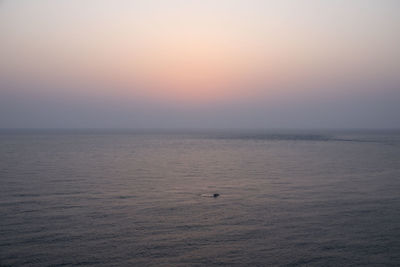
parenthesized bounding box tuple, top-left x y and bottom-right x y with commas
(1, 130, 400, 266)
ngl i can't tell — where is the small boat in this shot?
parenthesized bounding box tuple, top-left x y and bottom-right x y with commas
(201, 193, 220, 198)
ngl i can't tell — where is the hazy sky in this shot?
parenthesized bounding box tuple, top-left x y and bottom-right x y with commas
(1, 0, 399, 129)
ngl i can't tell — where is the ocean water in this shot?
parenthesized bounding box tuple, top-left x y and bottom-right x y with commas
(1, 130, 400, 266)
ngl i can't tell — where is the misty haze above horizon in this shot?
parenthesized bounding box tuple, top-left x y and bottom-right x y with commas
(1, 0, 399, 129)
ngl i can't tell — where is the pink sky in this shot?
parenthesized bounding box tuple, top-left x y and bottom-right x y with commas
(1, 0, 399, 128)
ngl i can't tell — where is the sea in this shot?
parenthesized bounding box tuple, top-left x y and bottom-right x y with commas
(1, 129, 400, 266)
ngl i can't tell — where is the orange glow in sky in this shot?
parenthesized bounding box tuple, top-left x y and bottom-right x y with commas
(1, 0, 399, 104)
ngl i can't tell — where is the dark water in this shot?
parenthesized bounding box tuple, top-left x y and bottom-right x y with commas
(1, 130, 400, 266)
